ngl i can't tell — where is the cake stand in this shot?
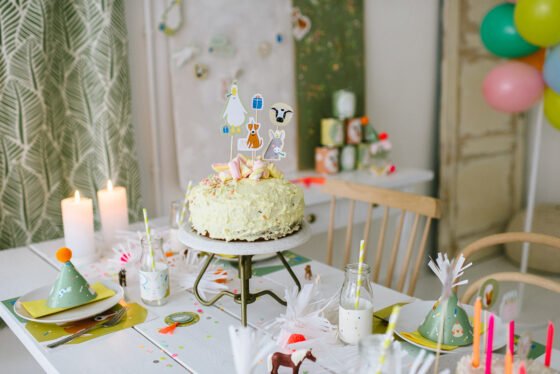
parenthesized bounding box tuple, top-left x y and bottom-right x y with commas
(178, 223, 311, 326)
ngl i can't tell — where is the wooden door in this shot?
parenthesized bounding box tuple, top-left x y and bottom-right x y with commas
(439, 0, 526, 256)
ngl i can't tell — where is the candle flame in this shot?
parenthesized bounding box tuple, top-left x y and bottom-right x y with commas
(107, 180, 113, 191)
(74, 190, 80, 203)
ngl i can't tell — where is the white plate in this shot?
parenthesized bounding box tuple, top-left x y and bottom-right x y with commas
(394, 300, 507, 354)
(216, 253, 277, 262)
(14, 280, 123, 324)
(178, 221, 312, 255)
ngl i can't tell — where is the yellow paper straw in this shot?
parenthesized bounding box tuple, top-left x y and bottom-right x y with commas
(178, 180, 193, 226)
(377, 305, 401, 374)
(354, 240, 366, 309)
(142, 208, 155, 271)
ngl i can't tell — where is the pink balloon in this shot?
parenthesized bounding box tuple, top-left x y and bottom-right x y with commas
(482, 61, 544, 113)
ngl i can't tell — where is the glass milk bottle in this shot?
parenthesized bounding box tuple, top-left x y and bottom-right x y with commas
(339, 263, 374, 345)
(139, 236, 170, 306)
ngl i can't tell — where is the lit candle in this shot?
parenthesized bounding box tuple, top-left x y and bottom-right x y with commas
(545, 321, 554, 367)
(97, 180, 128, 246)
(61, 191, 96, 264)
(472, 297, 482, 368)
(509, 320, 515, 355)
(485, 314, 495, 374)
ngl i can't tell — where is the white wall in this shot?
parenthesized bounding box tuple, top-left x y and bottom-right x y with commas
(126, 0, 441, 217)
(365, 0, 440, 197)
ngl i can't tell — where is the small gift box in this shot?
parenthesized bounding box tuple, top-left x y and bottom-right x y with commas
(315, 147, 339, 174)
(251, 94, 263, 110)
(320, 118, 344, 147)
(345, 118, 363, 145)
(341, 145, 356, 171)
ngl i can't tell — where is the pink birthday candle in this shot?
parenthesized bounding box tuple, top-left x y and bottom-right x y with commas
(519, 361, 526, 374)
(485, 314, 495, 374)
(509, 320, 515, 355)
(545, 321, 555, 367)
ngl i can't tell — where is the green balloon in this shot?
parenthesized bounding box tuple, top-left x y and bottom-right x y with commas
(481, 3, 539, 58)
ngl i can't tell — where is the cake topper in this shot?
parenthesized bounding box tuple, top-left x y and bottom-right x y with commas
(269, 102, 294, 128)
(223, 82, 247, 159)
(268, 349, 316, 374)
(263, 130, 287, 161)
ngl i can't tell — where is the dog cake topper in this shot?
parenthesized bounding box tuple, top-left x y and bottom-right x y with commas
(237, 117, 264, 153)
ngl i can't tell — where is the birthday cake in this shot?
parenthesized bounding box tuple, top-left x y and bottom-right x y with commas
(455, 354, 558, 374)
(188, 155, 304, 242)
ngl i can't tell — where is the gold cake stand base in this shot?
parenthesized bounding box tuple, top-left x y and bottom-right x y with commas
(193, 252, 301, 326)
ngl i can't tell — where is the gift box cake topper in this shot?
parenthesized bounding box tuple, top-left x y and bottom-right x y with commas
(220, 81, 294, 163)
(418, 253, 473, 347)
(47, 247, 97, 308)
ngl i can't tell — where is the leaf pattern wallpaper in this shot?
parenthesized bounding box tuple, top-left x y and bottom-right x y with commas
(0, 0, 142, 250)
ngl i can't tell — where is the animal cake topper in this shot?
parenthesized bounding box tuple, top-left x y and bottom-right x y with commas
(263, 130, 286, 161)
(222, 82, 247, 159)
(220, 82, 294, 163)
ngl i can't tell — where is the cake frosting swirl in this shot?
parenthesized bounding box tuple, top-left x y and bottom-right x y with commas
(188, 155, 304, 242)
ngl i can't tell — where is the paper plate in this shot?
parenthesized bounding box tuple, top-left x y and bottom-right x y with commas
(394, 300, 507, 354)
(14, 280, 123, 324)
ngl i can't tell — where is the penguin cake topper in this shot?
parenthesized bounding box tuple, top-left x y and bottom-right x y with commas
(47, 247, 97, 308)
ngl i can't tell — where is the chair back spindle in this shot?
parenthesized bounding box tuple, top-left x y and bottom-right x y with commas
(321, 179, 441, 296)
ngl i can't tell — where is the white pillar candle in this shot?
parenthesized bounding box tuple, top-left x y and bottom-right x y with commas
(61, 191, 96, 264)
(97, 180, 128, 246)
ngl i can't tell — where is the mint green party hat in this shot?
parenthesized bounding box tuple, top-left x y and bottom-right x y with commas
(47, 248, 97, 308)
(418, 253, 473, 346)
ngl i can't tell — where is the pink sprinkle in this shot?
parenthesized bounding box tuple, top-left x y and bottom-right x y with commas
(233, 289, 238, 294)
(171, 353, 178, 358)
(197, 309, 203, 313)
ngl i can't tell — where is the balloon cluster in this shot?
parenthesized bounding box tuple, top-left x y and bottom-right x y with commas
(480, 0, 560, 129)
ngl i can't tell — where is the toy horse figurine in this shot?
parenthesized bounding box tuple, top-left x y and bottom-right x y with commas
(267, 349, 316, 374)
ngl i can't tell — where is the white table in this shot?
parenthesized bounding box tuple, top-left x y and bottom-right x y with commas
(2, 223, 559, 373)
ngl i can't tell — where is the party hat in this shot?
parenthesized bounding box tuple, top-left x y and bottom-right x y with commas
(418, 253, 473, 346)
(47, 247, 97, 308)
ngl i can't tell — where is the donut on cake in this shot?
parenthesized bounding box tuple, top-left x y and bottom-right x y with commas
(188, 154, 304, 242)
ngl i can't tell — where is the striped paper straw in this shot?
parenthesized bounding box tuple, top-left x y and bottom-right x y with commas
(142, 208, 155, 271)
(376, 305, 401, 374)
(178, 180, 193, 226)
(354, 240, 366, 309)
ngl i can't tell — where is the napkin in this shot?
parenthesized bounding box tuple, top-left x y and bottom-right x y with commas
(21, 282, 116, 318)
(402, 318, 486, 352)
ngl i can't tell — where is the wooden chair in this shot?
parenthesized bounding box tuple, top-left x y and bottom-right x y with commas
(461, 272, 560, 304)
(459, 232, 560, 263)
(321, 179, 442, 296)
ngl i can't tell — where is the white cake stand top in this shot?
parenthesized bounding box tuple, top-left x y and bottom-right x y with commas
(177, 222, 311, 256)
